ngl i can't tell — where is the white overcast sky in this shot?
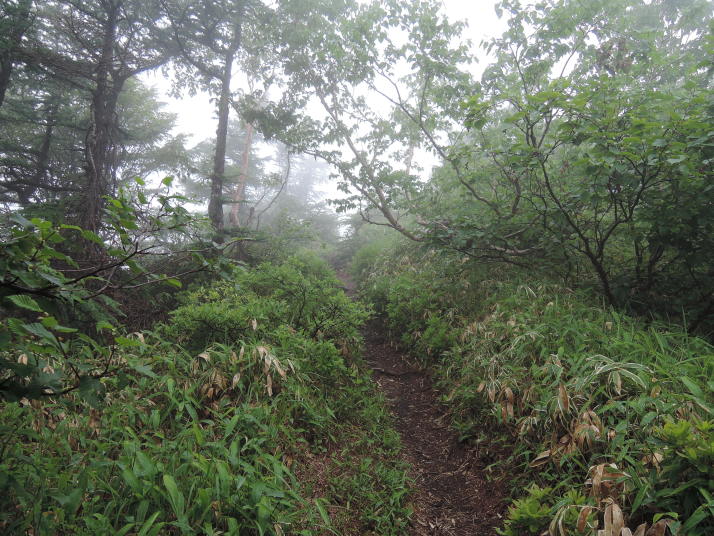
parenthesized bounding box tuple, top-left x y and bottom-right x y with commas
(140, 0, 509, 197)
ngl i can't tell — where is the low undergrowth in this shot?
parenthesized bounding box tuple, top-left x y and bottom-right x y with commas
(355, 249, 714, 536)
(0, 254, 410, 535)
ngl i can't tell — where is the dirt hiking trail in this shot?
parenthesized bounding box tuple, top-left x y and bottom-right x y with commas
(340, 273, 507, 535)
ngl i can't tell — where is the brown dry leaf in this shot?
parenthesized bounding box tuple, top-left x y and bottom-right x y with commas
(559, 384, 570, 413)
(590, 464, 604, 499)
(574, 421, 602, 449)
(231, 373, 241, 389)
(603, 503, 613, 535)
(633, 523, 647, 536)
(198, 352, 211, 362)
(213, 371, 226, 389)
(530, 449, 551, 467)
(577, 506, 592, 532)
(645, 520, 670, 536)
(641, 452, 664, 469)
(477, 381, 486, 393)
(230, 351, 238, 363)
(272, 358, 286, 379)
(488, 387, 496, 402)
(610, 503, 624, 536)
(18, 354, 28, 365)
(556, 513, 566, 536)
(251, 318, 258, 331)
(622, 529, 633, 536)
(266, 373, 273, 396)
(605, 321, 613, 331)
(522, 386, 534, 405)
(589, 464, 628, 502)
(89, 410, 101, 437)
(582, 409, 602, 428)
(239, 346, 245, 360)
(504, 386, 514, 404)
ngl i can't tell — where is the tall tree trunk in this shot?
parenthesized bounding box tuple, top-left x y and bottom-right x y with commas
(0, 54, 13, 109)
(208, 15, 244, 237)
(83, 0, 122, 232)
(0, 0, 32, 109)
(29, 100, 57, 198)
(228, 120, 254, 227)
(207, 62, 232, 235)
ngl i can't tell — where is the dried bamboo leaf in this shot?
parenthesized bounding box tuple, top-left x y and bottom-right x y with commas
(633, 523, 647, 536)
(530, 449, 551, 467)
(559, 383, 570, 413)
(577, 506, 592, 532)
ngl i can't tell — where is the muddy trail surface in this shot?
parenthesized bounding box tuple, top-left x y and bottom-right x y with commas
(340, 274, 507, 535)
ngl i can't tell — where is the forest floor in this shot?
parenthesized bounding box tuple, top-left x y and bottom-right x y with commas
(339, 273, 507, 535)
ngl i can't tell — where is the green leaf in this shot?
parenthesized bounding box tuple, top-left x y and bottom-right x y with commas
(22, 322, 56, 342)
(680, 377, 704, 398)
(137, 512, 163, 536)
(78, 376, 105, 402)
(10, 214, 34, 228)
(115, 336, 142, 348)
(81, 230, 104, 245)
(315, 498, 331, 526)
(53, 487, 84, 516)
(225, 414, 240, 437)
(131, 363, 157, 379)
(666, 156, 686, 164)
(6, 294, 43, 312)
(162, 474, 185, 519)
(53, 324, 78, 333)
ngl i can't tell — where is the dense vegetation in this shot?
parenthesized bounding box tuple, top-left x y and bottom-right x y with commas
(1, 0, 713, 534)
(349, 229, 714, 535)
(1, 253, 410, 534)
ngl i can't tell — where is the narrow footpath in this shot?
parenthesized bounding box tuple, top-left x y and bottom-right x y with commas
(341, 274, 506, 535)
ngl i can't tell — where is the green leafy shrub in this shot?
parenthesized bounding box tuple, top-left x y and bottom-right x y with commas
(165, 255, 367, 354)
(498, 485, 554, 536)
(646, 419, 714, 535)
(0, 184, 222, 403)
